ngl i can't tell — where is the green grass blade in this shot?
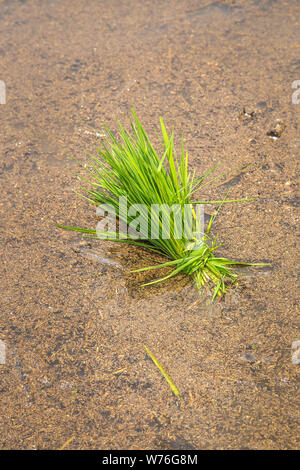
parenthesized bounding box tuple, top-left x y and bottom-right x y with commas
(144, 344, 180, 397)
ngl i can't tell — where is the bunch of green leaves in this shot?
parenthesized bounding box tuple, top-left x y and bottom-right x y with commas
(58, 109, 263, 299)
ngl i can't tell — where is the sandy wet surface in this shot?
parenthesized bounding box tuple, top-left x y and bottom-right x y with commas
(0, 0, 299, 449)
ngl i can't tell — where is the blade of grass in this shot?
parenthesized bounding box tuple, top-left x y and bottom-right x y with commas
(144, 344, 180, 397)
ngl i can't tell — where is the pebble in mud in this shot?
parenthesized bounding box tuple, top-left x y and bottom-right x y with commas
(266, 119, 286, 139)
(0, 340, 5, 364)
(291, 340, 300, 365)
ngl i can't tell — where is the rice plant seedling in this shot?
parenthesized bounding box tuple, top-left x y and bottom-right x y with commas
(58, 109, 265, 299)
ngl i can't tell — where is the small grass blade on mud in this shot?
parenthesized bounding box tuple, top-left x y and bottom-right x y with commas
(144, 344, 180, 397)
(59, 436, 75, 450)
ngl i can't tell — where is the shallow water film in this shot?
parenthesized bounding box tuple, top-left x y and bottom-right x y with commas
(0, 0, 299, 450)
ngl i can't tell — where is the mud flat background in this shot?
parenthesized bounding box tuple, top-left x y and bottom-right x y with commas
(0, 0, 299, 450)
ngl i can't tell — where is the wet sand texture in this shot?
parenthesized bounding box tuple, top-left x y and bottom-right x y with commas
(0, 0, 299, 449)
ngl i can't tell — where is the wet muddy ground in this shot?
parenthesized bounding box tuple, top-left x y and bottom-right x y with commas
(0, 0, 299, 450)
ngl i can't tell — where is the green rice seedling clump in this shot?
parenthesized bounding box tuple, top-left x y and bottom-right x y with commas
(59, 110, 264, 299)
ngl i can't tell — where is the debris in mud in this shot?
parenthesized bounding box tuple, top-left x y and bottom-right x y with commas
(266, 120, 286, 139)
(74, 247, 123, 269)
(240, 107, 255, 120)
(291, 340, 300, 365)
(0, 340, 5, 364)
(77, 128, 106, 138)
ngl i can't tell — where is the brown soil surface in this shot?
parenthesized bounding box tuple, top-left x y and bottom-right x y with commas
(0, 0, 299, 450)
